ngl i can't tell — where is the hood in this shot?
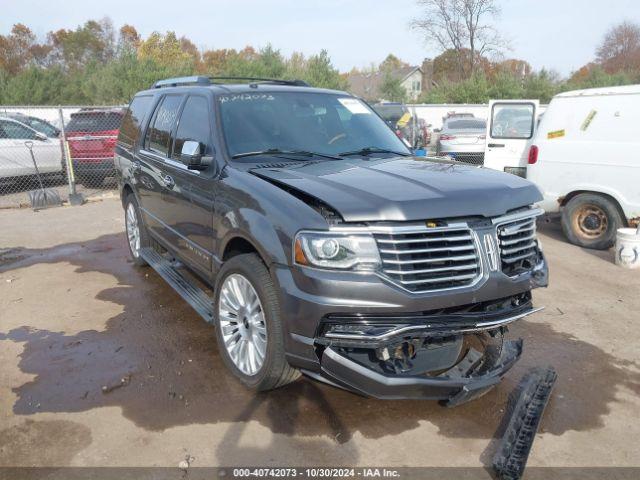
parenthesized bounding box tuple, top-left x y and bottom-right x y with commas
(250, 157, 542, 222)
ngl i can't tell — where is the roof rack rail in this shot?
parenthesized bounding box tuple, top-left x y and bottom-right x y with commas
(152, 76, 212, 88)
(151, 76, 309, 89)
(209, 77, 310, 87)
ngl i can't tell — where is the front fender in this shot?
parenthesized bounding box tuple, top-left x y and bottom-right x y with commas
(214, 168, 331, 270)
(218, 209, 288, 266)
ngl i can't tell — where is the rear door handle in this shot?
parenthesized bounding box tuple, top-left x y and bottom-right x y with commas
(161, 174, 175, 189)
(488, 143, 505, 148)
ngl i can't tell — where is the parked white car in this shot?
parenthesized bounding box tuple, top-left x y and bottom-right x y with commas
(0, 117, 63, 180)
(484, 86, 640, 249)
(436, 117, 486, 165)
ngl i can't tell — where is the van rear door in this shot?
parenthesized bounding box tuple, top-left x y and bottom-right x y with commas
(484, 100, 539, 177)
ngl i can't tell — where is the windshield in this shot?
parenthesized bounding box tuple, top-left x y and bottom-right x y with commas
(371, 104, 408, 123)
(67, 112, 122, 133)
(218, 92, 410, 160)
(26, 117, 59, 137)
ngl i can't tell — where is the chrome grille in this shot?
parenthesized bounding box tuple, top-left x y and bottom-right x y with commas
(373, 226, 481, 293)
(497, 215, 539, 272)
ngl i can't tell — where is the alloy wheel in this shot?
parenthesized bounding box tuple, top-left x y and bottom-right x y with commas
(126, 202, 141, 258)
(218, 274, 267, 376)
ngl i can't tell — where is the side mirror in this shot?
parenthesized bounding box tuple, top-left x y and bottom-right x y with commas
(180, 140, 212, 171)
(434, 128, 441, 133)
(35, 132, 48, 141)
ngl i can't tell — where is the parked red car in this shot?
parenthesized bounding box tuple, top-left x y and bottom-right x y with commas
(65, 108, 124, 186)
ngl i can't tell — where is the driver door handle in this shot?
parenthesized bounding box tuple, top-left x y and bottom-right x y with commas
(161, 173, 175, 189)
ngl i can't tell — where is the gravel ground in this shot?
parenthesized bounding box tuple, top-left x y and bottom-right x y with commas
(0, 198, 639, 472)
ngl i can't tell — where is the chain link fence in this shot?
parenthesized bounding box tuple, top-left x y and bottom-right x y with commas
(1, 104, 490, 209)
(0, 106, 124, 209)
(434, 152, 485, 166)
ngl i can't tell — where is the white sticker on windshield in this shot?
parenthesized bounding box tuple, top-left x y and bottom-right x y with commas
(338, 98, 371, 114)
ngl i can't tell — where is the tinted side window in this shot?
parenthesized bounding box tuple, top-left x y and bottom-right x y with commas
(0, 121, 37, 140)
(30, 119, 59, 137)
(172, 96, 211, 160)
(119, 95, 153, 148)
(144, 95, 183, 157)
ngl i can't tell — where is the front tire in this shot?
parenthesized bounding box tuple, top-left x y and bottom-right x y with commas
(214, 253, 299, 391)
(561, 193, 624, 250)
(124, 194, 149, 266)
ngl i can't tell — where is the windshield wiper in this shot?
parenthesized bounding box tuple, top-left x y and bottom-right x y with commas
(338, 147, 411, 157)
(232, 148, 341, 160)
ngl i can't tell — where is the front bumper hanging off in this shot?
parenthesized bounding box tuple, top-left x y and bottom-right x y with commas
(320, 339, 522, 407)
(310, 298, 539, 406)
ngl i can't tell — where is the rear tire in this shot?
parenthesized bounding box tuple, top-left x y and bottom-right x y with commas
(561, 193, 624, 250)
(214, 253, 300, 391)
(124, 194, 149, 266)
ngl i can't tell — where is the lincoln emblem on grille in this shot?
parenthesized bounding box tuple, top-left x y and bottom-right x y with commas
(484, 233, 499, 271)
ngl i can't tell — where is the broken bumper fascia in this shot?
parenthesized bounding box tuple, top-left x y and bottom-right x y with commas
(318, 338, 523, 406)
(316, 302, 542, 349)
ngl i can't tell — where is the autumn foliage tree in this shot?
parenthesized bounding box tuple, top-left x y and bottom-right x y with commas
(0, 18, 346, 104)
(568, 21, 640, 88)
(0, 24, 50, 74)
(596, 21, 640, 74)
(412, 0, 505, 78)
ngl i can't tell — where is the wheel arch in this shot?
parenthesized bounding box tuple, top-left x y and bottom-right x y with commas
(120, 182, 135, 208)
(223, 236, 262, 261)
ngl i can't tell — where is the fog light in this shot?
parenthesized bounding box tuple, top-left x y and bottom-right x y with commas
(323, 323, 412, 339)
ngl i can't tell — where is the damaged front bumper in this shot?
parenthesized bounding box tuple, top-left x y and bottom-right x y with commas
(307, 295, 538, 406)
(319, 339, 522, 406)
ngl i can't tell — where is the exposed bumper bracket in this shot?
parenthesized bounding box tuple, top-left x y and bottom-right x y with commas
(319, 339, 523, 404)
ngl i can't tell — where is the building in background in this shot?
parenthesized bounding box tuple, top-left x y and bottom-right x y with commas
(347, 58, 435, 102)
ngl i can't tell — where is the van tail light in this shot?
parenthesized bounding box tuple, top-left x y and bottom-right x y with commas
(440, 134, 456, 141)
(528, 145, 539, 164)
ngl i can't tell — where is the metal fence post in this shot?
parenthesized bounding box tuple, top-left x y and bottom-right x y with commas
(411, 105, 417, 148)
(58, 107, 84, 206)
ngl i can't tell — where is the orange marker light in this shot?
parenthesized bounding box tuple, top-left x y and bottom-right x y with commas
(294, 238, 308, 265)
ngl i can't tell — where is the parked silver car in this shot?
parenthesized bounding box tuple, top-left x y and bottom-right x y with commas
(0, 117, 63, 180)
(436, 117, 486, 165)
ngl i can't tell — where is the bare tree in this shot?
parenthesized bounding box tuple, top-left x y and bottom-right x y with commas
(411, 0, 505, 77)
(596, 20, 640, 74)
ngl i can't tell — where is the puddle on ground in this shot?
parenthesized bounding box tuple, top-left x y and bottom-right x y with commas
(1, 234, 639, 450)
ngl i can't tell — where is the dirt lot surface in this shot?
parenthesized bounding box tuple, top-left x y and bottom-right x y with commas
(1, 198, 639, 470)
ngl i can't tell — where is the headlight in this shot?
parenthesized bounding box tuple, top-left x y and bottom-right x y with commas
(294, 231, 381, 271)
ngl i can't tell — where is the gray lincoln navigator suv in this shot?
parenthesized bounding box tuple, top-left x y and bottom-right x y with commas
(115, 76, 548, 406)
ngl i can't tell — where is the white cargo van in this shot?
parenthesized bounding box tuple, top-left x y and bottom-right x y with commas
(484, 86, 640, 250)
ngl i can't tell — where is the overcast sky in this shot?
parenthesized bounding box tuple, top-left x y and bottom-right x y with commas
(1, 0, 639, 77)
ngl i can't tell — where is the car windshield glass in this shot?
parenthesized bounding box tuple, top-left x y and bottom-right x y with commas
(28, 118, 59, 137)
(66, 112, 122, 133)
(371, 104, 408, 123)
(219, 92, 410, 160)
